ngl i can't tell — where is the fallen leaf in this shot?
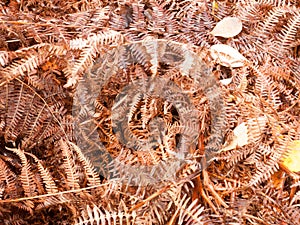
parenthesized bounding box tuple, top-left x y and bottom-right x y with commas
(233, 122, 248, 146)
(270, 170, 285, 190)
(221, 122, 248, 151)
(220, 77, 232, 85)
(281, 140, 300, 173)
(210, 17, 243, 38)
(221, 117, 267, 151)
(210, 44, 247, 68)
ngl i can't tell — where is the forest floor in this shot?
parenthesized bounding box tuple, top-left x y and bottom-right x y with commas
(0, 0, 299, 224)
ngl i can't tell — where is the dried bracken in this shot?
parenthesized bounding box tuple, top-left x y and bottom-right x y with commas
(0, 0, 299, 224)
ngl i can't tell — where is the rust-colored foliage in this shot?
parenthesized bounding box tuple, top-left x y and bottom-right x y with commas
(0, 0, 300, 224)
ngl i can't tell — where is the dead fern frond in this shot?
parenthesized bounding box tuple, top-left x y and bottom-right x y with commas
(76, 204, 137, 225)
(0, 43, 66, 86)
(6, 147, 36, 197)
(0, 0, 299, 224)
(68, 141, 101, 187)
(276, 10, 300, 54)
(0, 157, 17, 199)
(25, 152, 58, 194)
(59, 139, 80, 190)
(64, 30, 124, 88)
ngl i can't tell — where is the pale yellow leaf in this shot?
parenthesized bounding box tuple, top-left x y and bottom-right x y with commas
(221, 135, 239, 152)
(221, 122, 248, 151)
(210, 17, 243, 38)
(281, 140, 300, 173)
(221, 117, 267, 152)
(233, 122, 248, 147)
(210, 44, 247, 68)
(220, 77, 232, 85)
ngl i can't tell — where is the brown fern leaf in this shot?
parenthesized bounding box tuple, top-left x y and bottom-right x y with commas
(276, 10, 300, 55)
(255, 0, 299, 7)
(6, 147, 36, 197)
(64, 30, 124, 88)
(0, 157, 17, 199)
(0, 0, 300, 224)
(58, 139, 81, 190)
(76, 204, 137, 225)
(249, 137, 290, 186)
(0, 44, 66, 86)
(177, 196, 205, 225)
(68, 141, 101, 187)
(1, 80, 67, 148)
(25, 152, 58, 194)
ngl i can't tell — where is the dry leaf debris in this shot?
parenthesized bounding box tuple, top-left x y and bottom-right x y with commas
(0, 0, 299, 224)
